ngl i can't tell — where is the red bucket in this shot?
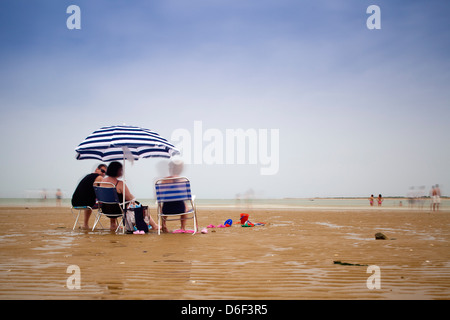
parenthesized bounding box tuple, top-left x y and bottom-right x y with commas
(240, 213, 249, 224)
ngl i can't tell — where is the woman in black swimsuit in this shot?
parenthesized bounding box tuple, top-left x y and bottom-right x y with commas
(102, 161, 159, 232)
(101, 162, 135, 231)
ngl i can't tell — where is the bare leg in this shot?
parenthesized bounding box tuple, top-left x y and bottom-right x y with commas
(110, 218, 118, 231)
(161, 217, 169, 233)
(147, 215, 161, 231)
(83, 209, 92, 229)
(180, 214, 188, 230)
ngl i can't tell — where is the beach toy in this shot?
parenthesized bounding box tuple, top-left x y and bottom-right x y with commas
(217, 224, 226, 228)
(133, 230, 145, 234)
(207, 224, 215, 228)
(242, 221, 254, 227)
(224, 219, 232, 227)
(240, 213, 249, 224)
(201, 228, 208, 234)
(184, 229, 195, 234)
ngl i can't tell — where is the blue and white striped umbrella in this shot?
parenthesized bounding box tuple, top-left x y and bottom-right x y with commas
(75, 125, 179, 209)
(75, 125, 179, 161)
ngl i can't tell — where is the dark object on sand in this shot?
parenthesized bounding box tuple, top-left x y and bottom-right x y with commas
(333, 261, 368, 267)
(375, 232, 388, 240)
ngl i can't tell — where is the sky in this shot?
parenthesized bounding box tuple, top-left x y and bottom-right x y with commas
(0, 0, 449, 199)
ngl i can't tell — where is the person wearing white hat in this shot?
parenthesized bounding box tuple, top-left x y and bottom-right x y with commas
(161, 157, 188, 233)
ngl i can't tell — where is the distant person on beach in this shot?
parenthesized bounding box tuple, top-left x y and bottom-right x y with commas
(56, 189, 63, 206)
(407, 187, 415, 208)
(235, 193, 241, 207)
(377, 194, 383, 207)
(435, 185, 441, 210)
(71, 164, 106, 229)
(418, 186, 426, 210)
(431, 185, 441, 212)
(41, 188, 47, 200)
(160, 157, 188, 233)
(369, 194, 374, 206)
(102, 161, 159, 231)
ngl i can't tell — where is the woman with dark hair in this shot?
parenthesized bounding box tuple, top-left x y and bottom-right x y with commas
(102, 162, 135, 231)
(377, 194, 383, 207)
(71, 163, 107, 229)
(102, 161, 159, 231)
(369, 194, 374, 206)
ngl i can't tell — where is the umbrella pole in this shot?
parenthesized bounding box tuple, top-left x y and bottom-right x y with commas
(122, 153, 126, 210)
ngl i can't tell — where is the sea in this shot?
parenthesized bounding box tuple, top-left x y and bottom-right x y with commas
(0, 197, 448, 210)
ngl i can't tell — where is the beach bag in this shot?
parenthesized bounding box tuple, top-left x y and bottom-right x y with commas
(125, 205, 149, 233)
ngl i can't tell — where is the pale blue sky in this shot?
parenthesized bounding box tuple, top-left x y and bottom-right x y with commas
(0, 0, 449, 199)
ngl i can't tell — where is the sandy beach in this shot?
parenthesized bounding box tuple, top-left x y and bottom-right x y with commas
(0, 205, 449, 300)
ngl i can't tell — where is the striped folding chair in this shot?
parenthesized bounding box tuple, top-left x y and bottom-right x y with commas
(93, 182, 131, 233)
(155, 177, 198, 235)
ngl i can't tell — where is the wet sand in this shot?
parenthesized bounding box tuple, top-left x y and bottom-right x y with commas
(0, 205, 449, 299)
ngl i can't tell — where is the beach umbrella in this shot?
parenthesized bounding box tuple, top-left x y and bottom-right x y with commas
(75, 125, 179, 207)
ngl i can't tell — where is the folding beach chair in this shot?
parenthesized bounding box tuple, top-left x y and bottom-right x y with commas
(155, 177, 198, 235)
(93, 182, 132, 233)
(71, 205, 94, 231)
